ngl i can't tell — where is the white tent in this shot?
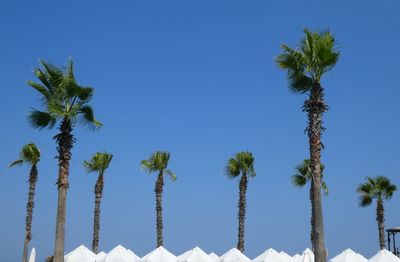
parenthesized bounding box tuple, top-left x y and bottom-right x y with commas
(329, 249, 367, 262)
(101, 245, 140, 262)
(142, 246, 177, 262)
(208, 253, 219, 262)
(218, 248, 251, 262)
(253, 248, 293, 262)
(292, 254, 301, 262)
(65, 245, 97, 262)
(298, 249, 314, 262)
(209, 253, 219, 262)
(28, 247, 36, 262)
(368, 250, 400, 262)
(178, 247, 213, 262)
(280, 251, 294, 261)
(96, 251, 107, 261)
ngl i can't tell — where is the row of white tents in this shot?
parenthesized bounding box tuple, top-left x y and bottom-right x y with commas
(27, 245, 400, 262)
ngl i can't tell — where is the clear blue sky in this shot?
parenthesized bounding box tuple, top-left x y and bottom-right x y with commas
(1, 1, 399, 261)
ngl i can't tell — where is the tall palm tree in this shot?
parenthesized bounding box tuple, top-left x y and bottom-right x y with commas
(357, 176, 397, 250)
(84, 152, 113, 254)
(141, 151, 176, 247)
(291, 159, 328, 251)
(27, 58, 102, 262)
(276, 29, 339, 262)
(225, 151, 256, 253)
(10, 143, 41, 262)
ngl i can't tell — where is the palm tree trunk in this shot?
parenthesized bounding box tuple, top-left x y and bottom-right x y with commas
(92, 174, 104, 254)
(155, 171, 164, 247)
(22, 164, 38, 262)
(237, 174, 248, 253)
(376, 199, 386, 250)
(53, 118, 74, 262)
(304, 82, 328, 262)
(309, 182, 315, 252)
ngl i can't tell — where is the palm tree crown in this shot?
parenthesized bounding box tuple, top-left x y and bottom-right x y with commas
(276, 29, 339, 93)
(84, 152, 113, 176)
(357, 176, 397, 207)
(141, 151, 177, 181)
(10, 143, 41, 167)
(225, 151, 256, 178)
(27, 58, 102, 130)
(292, 159, 328, 195)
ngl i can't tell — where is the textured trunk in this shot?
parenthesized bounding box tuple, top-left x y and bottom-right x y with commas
(22, 164, 38, 262)
(92, 174, 104, 254)
(237, 174, 248, 253)
(309, 182, 315, 252)
(53, 118, 74, 262)
(155, 171, 164, 247)
(376, 199, 386, 250)
(304, 82, 328, 262)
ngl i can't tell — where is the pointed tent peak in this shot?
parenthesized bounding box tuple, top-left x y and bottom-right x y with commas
(303, 248, 313, 254)
(218, 248, 250, 262)
(28, 248, 36, 262)
(329, 249, 367, 262)
(209, 253, 219, 257)
(142, 246, 177, 262)
(369, 249, 400, 262)
(64, 245, 96, 262)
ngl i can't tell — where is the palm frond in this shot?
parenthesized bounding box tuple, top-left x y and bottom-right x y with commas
(165, 169, 177, 182)
(9, 159, 23, 168)
(84, 152, 113, 175)
(79, 105, 102, 131)
(27, 110, 56, 129)
(291, 174, 307, 187)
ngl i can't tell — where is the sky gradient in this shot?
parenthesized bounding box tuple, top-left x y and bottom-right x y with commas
(1, 1, 400, 261)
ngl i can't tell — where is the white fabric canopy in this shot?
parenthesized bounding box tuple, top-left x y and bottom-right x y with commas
(96, 251, 107, 261)
(142, 246, 177, 262)
(178, 247, 213, 262)
(253, 248, 293, 262)
(218, 248, 251, 262)
(329, 249, 367, 262)
(298, 249, 314, 262)
(292, 254, 301, 262)
(368, 250, 400, 262)
(28, 247, 36, 262)
(209, 253, 219, 262)
(101, 245, 140, 262)
(64, 245, 97, 262)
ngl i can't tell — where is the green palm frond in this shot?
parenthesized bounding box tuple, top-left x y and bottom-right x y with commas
(140, 151, 176, 180)
(357, 176, 397, 207)
(84, 152, 113, 175)
(276, 28, 340, 92)
(291, 159, 328, 194)
(9, 160, 24, 168)
(10, 143, 41, 167)
(225, 151, 255, 179)
(165, 169, 177, 182)
(28, 58, 101, 131)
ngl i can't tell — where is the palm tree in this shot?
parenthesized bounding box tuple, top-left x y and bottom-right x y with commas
(141, 151, 176, 247)
(27, 58, 102, 262)
(276, 29, 339, 262)
(291, 159, 328, 251)
(84, 152, 113, 254)
(10, 143, 41, 262)
(357, 176, 397, 250)
(225, 151, 256, 253)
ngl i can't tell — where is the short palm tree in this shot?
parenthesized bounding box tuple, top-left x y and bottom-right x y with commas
(10, 143, 41, 262)
(291, 159, 328, 251)
(84, 152, 113, 254)
(357, 176, 397, 250)
(27, 58, 102, 262)
(225, 151, 256, 253)
(276, 28, 339, 262)
(141, 151, 176, 247)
